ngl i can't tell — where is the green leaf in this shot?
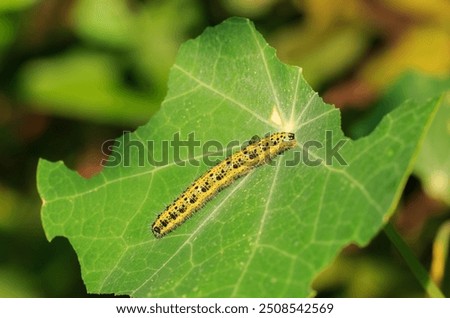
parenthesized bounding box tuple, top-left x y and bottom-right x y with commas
(350, 71, 450, 205)
(17, 50, 158, 125)
(37, 18, 439, 297)
(415, 93, 449, 205)
(0, 0, 37, 12)
(73, 0, 136, 49)
(350, 71, 450, 139)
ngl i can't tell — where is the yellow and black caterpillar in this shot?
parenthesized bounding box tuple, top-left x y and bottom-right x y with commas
(151, 132, 296, 238)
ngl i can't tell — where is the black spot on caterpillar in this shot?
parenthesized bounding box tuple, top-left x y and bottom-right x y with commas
(151, 132, 296, 238)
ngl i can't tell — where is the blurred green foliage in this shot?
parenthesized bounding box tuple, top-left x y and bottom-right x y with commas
(0, 0, 449, 297)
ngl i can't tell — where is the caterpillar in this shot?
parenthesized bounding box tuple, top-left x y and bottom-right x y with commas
(151, 132, 296, 238)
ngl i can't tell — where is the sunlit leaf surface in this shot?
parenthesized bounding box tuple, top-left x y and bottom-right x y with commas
(37, 18, 439, 297)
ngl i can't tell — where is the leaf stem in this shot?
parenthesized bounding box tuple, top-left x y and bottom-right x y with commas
(384, 222, 445, 298)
